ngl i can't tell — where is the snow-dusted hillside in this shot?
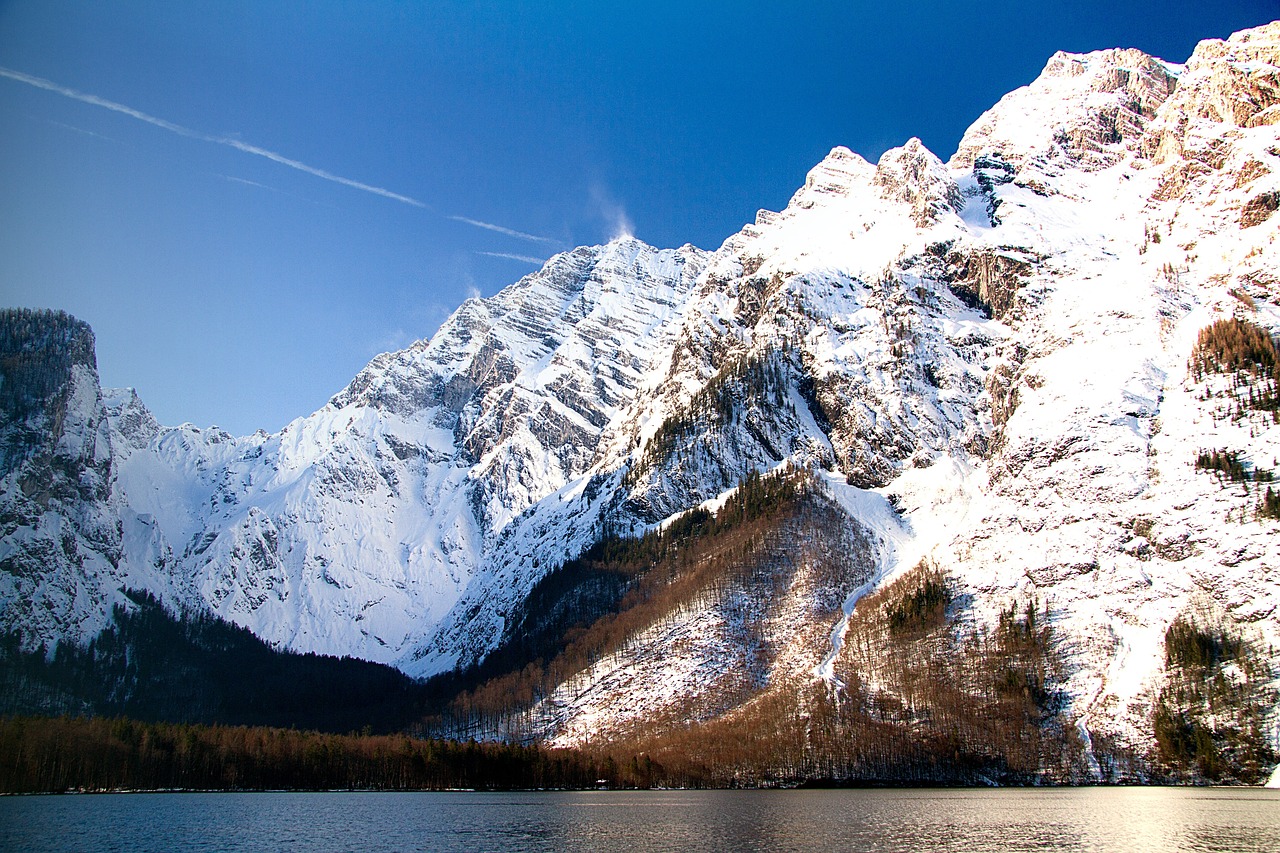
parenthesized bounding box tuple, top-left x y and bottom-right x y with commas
(4, 20, 1280, 778)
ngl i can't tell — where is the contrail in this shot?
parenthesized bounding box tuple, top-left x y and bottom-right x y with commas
(219, 173, 336, 208)
(46, 119, 122, 144)
(449, 216, 560, 245)
(0, 66, 425, 208)
(476, 251, 547, 265)
(222, 175, 275, 190)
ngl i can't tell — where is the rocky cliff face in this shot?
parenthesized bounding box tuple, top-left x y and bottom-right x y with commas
(0, 311, 158, 649)
(951, 46, 1180, 174)
(1147, 22, 1280, 163)
(4, 21, 1280, 779)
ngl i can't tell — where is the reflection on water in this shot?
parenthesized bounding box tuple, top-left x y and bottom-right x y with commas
(1, 787, 1278, 852)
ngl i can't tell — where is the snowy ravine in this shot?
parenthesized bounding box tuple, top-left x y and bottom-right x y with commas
(4, 21, 1280, 771)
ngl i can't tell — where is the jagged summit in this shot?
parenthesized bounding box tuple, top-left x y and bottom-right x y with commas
(873, 138, 962, 227)
(4, 21, 1280, 781)
(786, 145, 874, 208)
(950, 43, 1180, 172)
(331, 237, 705, 417)
(1145, 20, 1280, 165)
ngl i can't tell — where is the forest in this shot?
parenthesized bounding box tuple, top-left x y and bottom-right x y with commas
(422, 466, 831, 739)
(568, 563, 1094, 788)
(0, 308, 96, 424)
(1152, 613, 1276, 783)
(0, 590, 431, 733)
(1190, 315, 1280, 420)
(0, 715, 603, 793)
(419, 469, 1100, 785)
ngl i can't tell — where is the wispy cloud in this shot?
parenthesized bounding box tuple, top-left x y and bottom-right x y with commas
(368, 328, 413, 356)
(222, 175, 275, 191)
(476, 251, 547, 265)
(589, 183, 634, 241)
(46, 118, 123, 144)
(219, 173, 338, 209)
(1, 66, 424, 208)
(5, 66, 576, 250)
(449, 215, 560, 245)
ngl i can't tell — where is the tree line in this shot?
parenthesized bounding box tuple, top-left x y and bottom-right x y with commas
(580, 561, 1086, 787)
(6, 461, 1274, 787)
(0, 715, 605, 793)
(1192, 448, 1280, 519)
(0, 589, 430, 734)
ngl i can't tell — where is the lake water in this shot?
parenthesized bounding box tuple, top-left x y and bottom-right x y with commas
(1, 788, 1278, 852)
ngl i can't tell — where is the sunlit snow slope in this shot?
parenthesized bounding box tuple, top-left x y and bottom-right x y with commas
(3, 20, 1280, 772)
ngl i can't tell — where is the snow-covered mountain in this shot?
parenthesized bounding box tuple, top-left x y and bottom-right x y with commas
(3, 240, 709, 668)
(4, 21, 1280, 779)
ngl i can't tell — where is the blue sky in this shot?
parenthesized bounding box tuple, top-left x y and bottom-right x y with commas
(2, 1, 1276, 434)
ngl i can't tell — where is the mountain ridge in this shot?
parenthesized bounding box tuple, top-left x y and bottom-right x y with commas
(4, 21, 1280, 781)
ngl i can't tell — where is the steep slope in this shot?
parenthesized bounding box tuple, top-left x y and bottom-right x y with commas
(432, 467, 877, 746)
(0, 310, 163, 648)
(922, 21, 1280, 770)
(3, 21, 1280, 781)
(1, 242, 708, 667)
(413, 137, 1000, 674)
(413, 21, 1280, 776)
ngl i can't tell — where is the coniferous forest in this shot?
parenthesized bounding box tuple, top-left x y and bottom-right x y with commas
(0, 715, 602, 792)
(0, 590, 430, 734)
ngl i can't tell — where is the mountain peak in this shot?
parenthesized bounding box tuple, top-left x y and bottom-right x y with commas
(1145, 19, 1280, 163)
(873, 137, 961, 227)
(1230, 19, 1280, 46)
(785, 146, 874, 210)
(950, 43, 1178, 171)
(1040, 46, 1177, 80)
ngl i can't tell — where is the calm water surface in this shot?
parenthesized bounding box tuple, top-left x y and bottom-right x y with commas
(2, 788, 1278, 852)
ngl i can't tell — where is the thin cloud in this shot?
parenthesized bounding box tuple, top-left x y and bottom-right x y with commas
(589, 183, 634, 241)
(219, 174, 338, 209)
(7, 66, 571, 249)
(0, 66, 424, 208)
(449, 215, 560, 245)
(222, 175, 275, 191)
(476, 251, 547, 265)
(369, 328, 413, 356)
(46, 118, 123, 144)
